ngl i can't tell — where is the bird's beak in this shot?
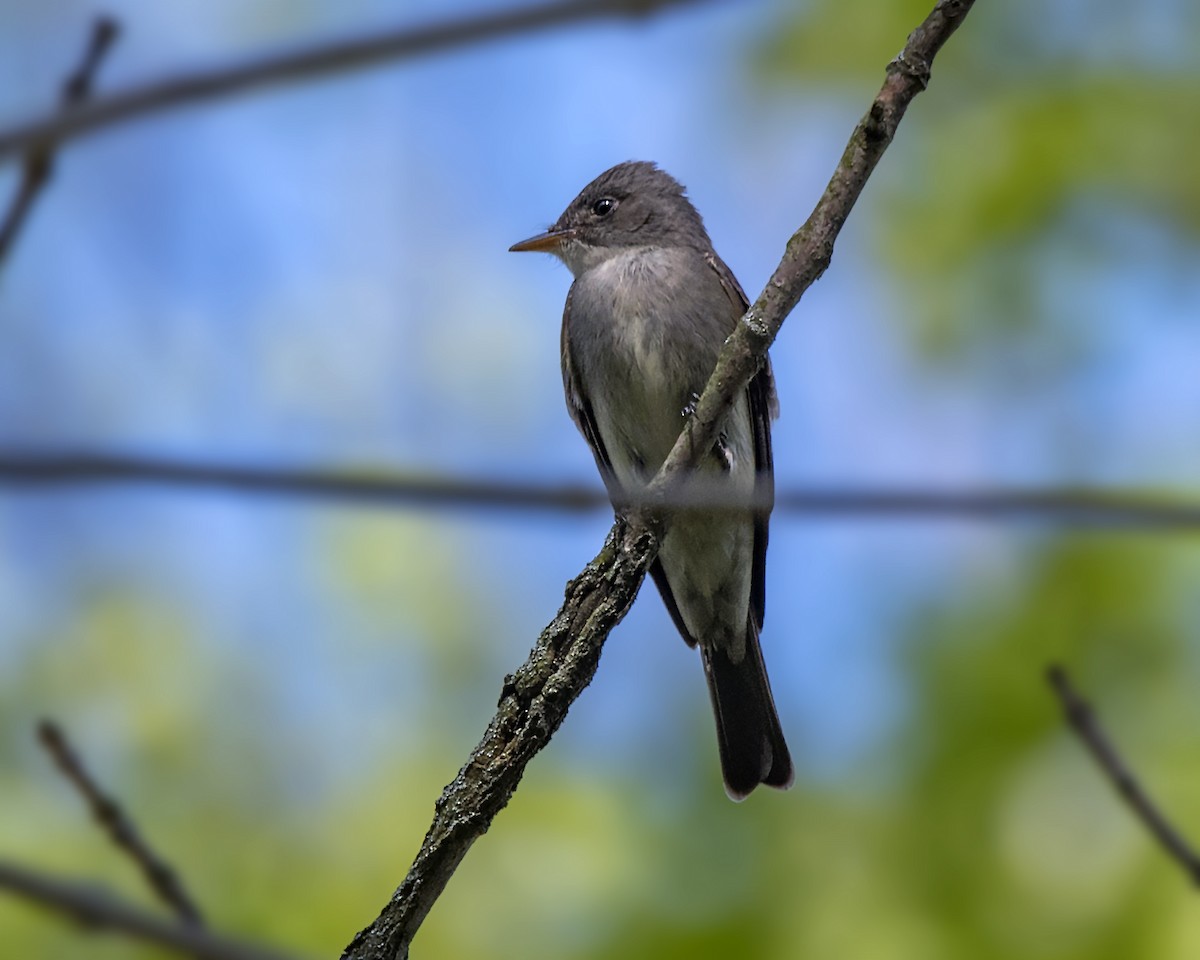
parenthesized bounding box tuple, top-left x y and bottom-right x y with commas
(509, 227, 575, 253)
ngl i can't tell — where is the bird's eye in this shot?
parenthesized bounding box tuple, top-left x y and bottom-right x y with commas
(591, 197, 616, 217)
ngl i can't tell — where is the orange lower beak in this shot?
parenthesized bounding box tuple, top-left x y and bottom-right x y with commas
(509, 227, 574, 253)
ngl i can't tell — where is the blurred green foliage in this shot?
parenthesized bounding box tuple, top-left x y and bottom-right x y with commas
(5, 537, 1200, 959)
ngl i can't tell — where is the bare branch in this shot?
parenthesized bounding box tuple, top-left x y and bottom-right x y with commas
(5, 451, 1196, 530)
(1047, 665, 1200, 886)
(344, 519, 651, 960)
(0, 0, 702, 163)
(343, 2, 981, 958)
(37, 719, 205, 925)
(650, 0, 974, 492)
(0, 860, 301, 960)
(0, 16, 117, 270)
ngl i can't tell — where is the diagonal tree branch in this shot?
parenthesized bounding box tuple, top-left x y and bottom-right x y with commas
(342, 2, 980, 958)
(1047, 665, 1200, 886)
(0, 860, 301, 960)
(343, 519, 653, 960)
(37, 719, 206, 925)
(0, 0, 703, 163)
(651, 0, 974, 488)
(0, 16, 118, 270)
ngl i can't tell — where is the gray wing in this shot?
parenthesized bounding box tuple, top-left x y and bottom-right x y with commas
(561, 257, 777, 644)
(561, 284, 619, 496)
(562, 284, 704, 647)
(703, 250, 777, 633)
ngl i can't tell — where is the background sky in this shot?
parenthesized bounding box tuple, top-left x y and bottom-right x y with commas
(2, 2, 1200, 958)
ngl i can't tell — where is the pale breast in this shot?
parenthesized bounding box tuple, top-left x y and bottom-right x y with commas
(566, 245, 731, 486)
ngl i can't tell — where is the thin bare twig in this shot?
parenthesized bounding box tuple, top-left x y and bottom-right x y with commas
(3, 451, 1200, 531)
(0, 16, 118, 269)
(343, 2, 981, 958)
(0, 0, 701, 163)
(36, 719, 205, 925)
(1047, 665, 1200, 886)
(0, 860, 300, 960)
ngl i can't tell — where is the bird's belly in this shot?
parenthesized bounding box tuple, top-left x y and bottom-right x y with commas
(605, 379, 758, 652)
(569, 267, 758, 650)
(659, 510, 755, 653)
(588, 311, 694, 486)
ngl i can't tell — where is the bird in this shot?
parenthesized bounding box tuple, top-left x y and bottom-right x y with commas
(510, 160, 792, 800)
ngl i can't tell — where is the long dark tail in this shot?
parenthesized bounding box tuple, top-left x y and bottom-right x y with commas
(700, 621, 793, 801)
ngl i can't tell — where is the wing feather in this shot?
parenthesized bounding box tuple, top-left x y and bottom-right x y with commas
(562, 286, 701, 644)
(703, 251, 777, 631)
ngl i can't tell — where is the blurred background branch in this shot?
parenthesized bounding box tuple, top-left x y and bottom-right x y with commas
(3, 451, 1200, 531)
(0, 722, 300, 960)
(37, 719, 205, 925)
(0, 0, 703, 163)
(0, 16, 117, 270)
(0, 861, 300, 960)
(1048, 666, 1200, 887)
